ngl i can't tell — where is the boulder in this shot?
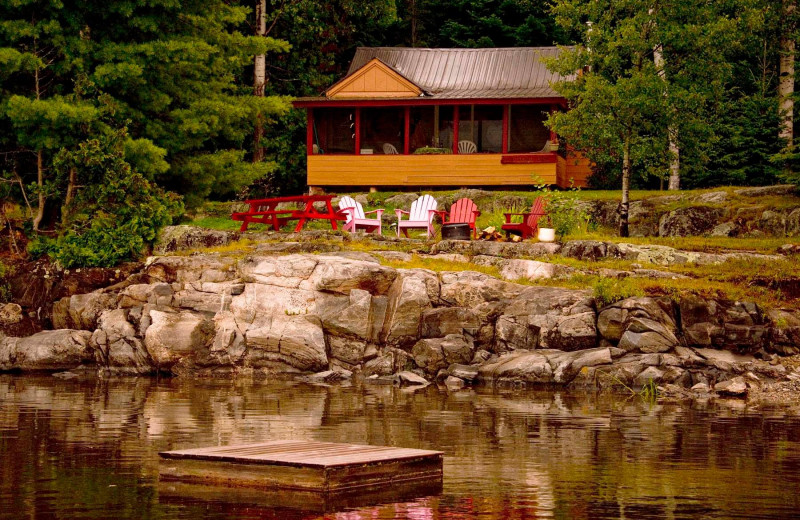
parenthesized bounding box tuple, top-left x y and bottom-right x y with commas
(440, 271, 524, 308)
(318, 289, 373, 340)
(709, 221, 738, 237)
(617, 317, 679, 353)
(239, 254, 319, 288)
(420, 307, 480, 338)
(734, 185, 798, 197)
(303, 369, 352, 383)
(495, 286, 597, 352)
(715, 376, 748, 397)
(597, 297, 677, 342)
(478, 350, 553, 383)
(765, 308, 800, 355)
(374, 251, 413, 263)
(144, 310, 215, 370)
(243, 315, 328, 372)
(431, 240, 560, 258)
(381, 272, 434, 346)
(91, 309, 153, 374)
(444, 376, 465, 390)
(363, 351, 395, 377)
(678, 296, 767, 354)
(560, 240, 620, 261)
(145, 256, 237, 284)
(658, 206, 724, 237)
(787, 209, 800, 237)
(412, 334, 474, 374)
(207, 311, 247, 366)
(0, 329, 93, 371)
(394, 370, 429, 386)
(53, 291, 119, 330)
(308, 256, 398, 295)
(498, 259, 565, 281)
(229, 283, 318, 324)
(154, 225, 239, 254)
(695, 191, 728, 204)
(327, 336, 368, 366)
(548, 347, 614, 383)
(385, 193, 420, 207)
(447, 363, 479, 382)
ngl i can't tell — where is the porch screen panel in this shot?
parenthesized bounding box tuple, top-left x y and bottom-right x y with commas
(314, 108, 355, 154)
(360, 108, 405, 154)
(509, 105, 550, 153)
(458, 105, 502, 153)
(409, 107, 435, 152)
(436, 106, 455, 150)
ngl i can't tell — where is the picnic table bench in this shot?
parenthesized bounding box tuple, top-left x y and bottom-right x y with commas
(231, 194, 345, 232)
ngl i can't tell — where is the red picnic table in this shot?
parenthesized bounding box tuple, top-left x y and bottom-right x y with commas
(231, 194, 346, 232)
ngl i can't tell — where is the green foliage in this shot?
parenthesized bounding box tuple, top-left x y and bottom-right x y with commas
(33, 130, 183, 268)
(592, 277, 645, 307)
(546, 0, 772, 189)
(532, 178, 590, 238)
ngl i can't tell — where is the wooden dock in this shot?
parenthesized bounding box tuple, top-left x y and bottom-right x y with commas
(158, 440, 443, 496)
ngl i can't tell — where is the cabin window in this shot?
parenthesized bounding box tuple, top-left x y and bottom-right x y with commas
(457, 105, 502, 153)
(313, 108, 355, 154)
(508, 105, 551, 153)
(360, 107, 405, 154)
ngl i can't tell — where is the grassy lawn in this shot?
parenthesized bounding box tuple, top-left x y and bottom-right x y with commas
(184, 187, 800, 254)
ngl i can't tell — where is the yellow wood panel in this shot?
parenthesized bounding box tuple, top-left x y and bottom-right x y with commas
(327, 59, 421, 99)
(308, 155, 558, 187)
(564, 151, 592, 188)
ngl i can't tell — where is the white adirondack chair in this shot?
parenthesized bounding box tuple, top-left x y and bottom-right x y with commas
(382, 143, 399, 154)
(395, 194, 438, 238)
(458, 140, 477, 154)
(338, 195, 383, 234)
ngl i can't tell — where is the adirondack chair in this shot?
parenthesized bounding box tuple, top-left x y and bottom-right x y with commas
(382, 143, 399, 154)
(395, 194, 438, 237)
(338, 196, 383, 234)
(501, 197, 547, 240)
(433, 198, 481, 238)
(458, 140, 477, 154)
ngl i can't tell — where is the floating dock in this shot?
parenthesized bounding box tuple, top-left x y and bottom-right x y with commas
(158, 440, 444, 496)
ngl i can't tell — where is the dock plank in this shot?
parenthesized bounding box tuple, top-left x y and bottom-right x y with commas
(159, 440, 444, 494)
(160, 440, 442, 468)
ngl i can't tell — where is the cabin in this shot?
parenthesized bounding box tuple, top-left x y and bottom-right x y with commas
(292, 47, 591, 192)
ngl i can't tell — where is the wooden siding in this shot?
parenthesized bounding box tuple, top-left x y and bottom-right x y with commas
(564, 150, 592, 187)
(308, 154, 560, 187)
(327, 59, 421, 99)
(556, 155, 566, 186)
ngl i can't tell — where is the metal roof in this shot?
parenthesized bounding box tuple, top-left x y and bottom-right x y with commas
(344, 47, 569, 99)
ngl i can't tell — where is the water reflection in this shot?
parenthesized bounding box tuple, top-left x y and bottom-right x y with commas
(2, 375, 800, 519)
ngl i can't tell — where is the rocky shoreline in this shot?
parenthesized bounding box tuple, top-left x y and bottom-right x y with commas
(1, 250, 798, 402)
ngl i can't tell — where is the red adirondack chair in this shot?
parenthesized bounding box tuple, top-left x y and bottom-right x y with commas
(501, 197, 547, 240)
(433, 198, 481, 238)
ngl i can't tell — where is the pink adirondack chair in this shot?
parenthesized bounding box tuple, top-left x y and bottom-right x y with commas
(501, 197, 546, 239)
(433, 198, 481, 238)
(338, 195, 383, 234)
(395, 194, 438, 238)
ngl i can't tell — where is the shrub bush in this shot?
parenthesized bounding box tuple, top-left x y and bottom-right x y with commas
(31, 129, 183, 268)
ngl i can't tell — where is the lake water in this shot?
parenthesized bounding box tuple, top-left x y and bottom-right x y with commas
(2, 375, 800, 519)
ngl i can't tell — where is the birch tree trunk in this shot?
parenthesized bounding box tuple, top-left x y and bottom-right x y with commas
(33, 150, 44, 232)
(253, 0, 267, 163)
(653, 37, 680, 190)
(779, 0, 796, 148)
(32, 61, 45, 232)
(619, 132, 631, 237)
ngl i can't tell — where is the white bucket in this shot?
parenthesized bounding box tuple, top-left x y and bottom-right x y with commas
(538, 228, 556, 242)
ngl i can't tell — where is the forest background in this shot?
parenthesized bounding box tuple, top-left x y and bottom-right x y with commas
(0, 0, 798, 266)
